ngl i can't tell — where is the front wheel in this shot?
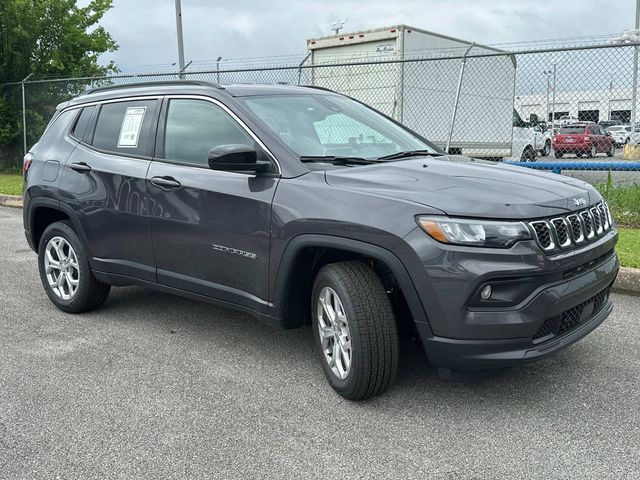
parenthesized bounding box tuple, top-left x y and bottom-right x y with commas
(520, 146, 535, 162)
(311, 261, 399, 400)
(38, 221, 111, 313)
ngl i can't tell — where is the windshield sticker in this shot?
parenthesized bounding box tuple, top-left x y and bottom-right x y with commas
(117, 107, 146, 148)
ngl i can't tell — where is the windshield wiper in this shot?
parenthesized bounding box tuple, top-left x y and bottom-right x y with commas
(299, 155, 379, 165)
(377, 150, 442, 160)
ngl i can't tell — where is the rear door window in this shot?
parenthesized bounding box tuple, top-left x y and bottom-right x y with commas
(90, 99, 158, 157)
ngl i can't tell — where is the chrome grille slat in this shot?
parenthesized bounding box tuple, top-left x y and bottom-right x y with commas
(566, 214, 584, 243)
(529, 202, 612, 253)
(590, 206, 603, 235)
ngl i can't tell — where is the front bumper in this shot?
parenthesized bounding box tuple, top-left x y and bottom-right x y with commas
(396, 226, 619, 371)
(553, 144, 590, 153)
(417, 285, 613, 371)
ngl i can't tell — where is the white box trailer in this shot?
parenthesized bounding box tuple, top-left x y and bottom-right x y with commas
(306, 25, 519, 158)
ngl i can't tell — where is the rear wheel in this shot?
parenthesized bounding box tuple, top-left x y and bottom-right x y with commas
(541, 141, 551, 157)
(607, 143, 615, 157)
(585, 144, 597, 158)
(311, 261, 399, 400)
(554, 150, 564, 158)
(38, 221, 111, 313)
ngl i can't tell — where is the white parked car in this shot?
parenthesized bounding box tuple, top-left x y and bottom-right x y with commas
(557, 115, 579, 126)
(605, 125, 640, 146)
(532, 124, 552, 156)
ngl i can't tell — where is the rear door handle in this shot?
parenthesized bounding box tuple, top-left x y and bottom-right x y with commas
(151, 176, 181, 189)
(70, 162, 92, 173)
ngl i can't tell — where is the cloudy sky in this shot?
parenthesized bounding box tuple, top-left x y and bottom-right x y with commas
(93, 0, 628, 70)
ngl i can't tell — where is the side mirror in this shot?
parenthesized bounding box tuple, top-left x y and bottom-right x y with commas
(208, 144, 270, 173)
(529, 113, 539, 126)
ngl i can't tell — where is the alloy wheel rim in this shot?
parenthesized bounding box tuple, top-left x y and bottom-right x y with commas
(317, 286, 352, 380)
(591, 145, 596, 156)
(44, 236, 80, 300)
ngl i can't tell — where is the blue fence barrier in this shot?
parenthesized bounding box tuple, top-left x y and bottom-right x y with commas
(504, 161, 640, 174)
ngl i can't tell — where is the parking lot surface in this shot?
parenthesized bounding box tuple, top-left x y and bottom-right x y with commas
(1, 205, 639, 479)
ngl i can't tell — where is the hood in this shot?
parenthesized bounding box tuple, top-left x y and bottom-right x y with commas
(324, 155, 599, 219)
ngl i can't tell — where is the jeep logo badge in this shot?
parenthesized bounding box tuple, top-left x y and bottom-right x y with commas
(573, 197, 587, 207)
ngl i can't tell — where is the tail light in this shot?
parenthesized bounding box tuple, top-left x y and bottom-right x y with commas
(23, 153, 33, 176)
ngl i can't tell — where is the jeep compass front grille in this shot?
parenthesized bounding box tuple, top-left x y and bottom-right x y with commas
(529, 201, 612, 253)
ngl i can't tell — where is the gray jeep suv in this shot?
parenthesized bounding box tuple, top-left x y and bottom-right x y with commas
(23, 81, 619, 400)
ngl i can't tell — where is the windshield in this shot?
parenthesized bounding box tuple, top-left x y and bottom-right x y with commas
(238, 94, 439, 160)
(560, 126, 587, 134)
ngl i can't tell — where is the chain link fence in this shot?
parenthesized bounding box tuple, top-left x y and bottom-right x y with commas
(3, 41, 640, 193)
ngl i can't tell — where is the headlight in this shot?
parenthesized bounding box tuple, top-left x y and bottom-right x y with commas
(416, 216, 531, 248)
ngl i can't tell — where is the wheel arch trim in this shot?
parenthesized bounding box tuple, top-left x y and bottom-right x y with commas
(271, 234, 432, 331)
(27, 198, 92, 257)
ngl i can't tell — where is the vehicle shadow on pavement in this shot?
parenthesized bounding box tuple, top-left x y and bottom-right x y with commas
(98, 285, 601, 410)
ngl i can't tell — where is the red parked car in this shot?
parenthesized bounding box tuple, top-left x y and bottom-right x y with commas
(553, 123, 616, 158)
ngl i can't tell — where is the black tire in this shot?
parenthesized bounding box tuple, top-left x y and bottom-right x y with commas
(606, 143, 615, 157)
(38, 221, 110, 313)
(311, 261, 399, 400)
(625, 137, 630, 145)
(542, 141, 551, 157)
(585, 144, 596, 158)
(554, 150, 564, 158)
(520, 146, 535, 162)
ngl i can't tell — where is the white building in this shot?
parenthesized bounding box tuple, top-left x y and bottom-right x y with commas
(515, 87, 633, 124)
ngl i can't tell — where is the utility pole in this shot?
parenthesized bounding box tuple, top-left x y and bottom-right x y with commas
(21, 72, 33, 156)
(175, 0, 186, 78)
(543, 70, 552, 123)
(631, 0, 640, 128)
(551, 62, 556, 132)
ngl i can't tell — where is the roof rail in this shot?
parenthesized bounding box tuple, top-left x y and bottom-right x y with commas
(80, 80, 224, 96)
(302, 85, 337, 93)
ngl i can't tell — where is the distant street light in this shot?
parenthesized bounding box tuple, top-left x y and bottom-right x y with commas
(174, 0, 186, 78)
(542, 70, 552, 123)
(543, 62, 557, 132)
(331, 19, 348, 35)
(216, 56, 223, 83)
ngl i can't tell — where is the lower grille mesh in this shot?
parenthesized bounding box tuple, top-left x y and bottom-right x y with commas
(532, 286, 610, 341)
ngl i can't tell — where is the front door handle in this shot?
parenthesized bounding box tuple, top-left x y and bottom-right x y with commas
(151, 176, 181, 189)
(70, 162, 92, 173)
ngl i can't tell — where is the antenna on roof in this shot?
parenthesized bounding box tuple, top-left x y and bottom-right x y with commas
(331, 18, 348, 35)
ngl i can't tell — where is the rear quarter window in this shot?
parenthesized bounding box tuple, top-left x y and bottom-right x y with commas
(90, 99, 158, 157)
(70, 105, 96, 141)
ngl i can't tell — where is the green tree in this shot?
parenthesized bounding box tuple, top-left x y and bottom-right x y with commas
(0, 0, 118, 168)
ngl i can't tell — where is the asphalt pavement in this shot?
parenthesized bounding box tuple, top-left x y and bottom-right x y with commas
(0, 205, 639, 479)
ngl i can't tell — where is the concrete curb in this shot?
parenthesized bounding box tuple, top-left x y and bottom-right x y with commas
(0, 194, 638, 295)
(0, 194, 22, 208)
(612, 267, 640, 296)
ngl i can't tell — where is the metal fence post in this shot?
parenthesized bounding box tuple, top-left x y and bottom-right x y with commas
(21, 72, 33, 156)
(630, 1, 640, 128)
(445, 43, 474, 154)
(297, 52, 312, 86)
